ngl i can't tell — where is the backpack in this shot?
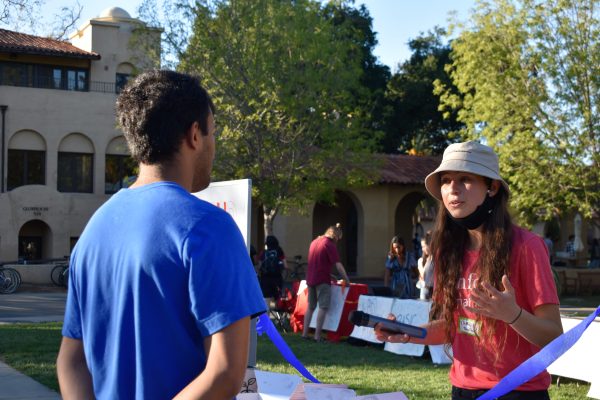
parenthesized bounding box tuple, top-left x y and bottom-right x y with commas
(260, 249, 281, 275)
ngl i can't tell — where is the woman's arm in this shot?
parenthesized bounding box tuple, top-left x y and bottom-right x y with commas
(374, 316, 448, 346)
(467, 275, 563, 348)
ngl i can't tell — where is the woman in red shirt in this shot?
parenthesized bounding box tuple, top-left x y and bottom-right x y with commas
(375, 141, 562, 400)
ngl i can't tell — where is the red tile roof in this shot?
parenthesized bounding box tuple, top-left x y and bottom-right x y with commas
(380, 154, 441, 184)
(0, 28, 100, 60)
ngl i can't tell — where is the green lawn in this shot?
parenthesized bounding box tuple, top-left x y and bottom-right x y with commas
(0, 321, 594, 399)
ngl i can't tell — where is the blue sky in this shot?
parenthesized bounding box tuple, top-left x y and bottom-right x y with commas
(44, 0, 476, 71)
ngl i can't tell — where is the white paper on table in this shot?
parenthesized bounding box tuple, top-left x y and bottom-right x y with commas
(355, 392, 409, 400)
(236, 394, 263, 400)
(254, 370, 302, 400)
(290, 383, 350, 400)
(304, 386, 357, 400)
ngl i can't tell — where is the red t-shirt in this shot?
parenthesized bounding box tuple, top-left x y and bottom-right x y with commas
(306, 236, 340, 286)
(449, 225, 559, 391)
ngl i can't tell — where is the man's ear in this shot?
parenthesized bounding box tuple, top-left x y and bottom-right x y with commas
(185, 121, 201, 150)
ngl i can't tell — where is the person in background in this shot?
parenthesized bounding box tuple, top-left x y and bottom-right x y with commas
(302, 223, 351, 342)
(256, 235, 289, 302)
(384, 236, 417, 299)
(375, 141, 562, 400)
(417, 237, 434, 300)
(565, 234, 576, 258)
(57, 70, 266, 400)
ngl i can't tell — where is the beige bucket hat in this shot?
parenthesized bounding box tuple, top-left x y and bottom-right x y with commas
(424, 141, 509, 201)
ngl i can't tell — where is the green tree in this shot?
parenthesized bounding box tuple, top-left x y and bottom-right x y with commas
(384, 27, 463, 155)
(436, 0, 599, 223)
(167, 0, 378, 234)
(321, 2, 391, 150)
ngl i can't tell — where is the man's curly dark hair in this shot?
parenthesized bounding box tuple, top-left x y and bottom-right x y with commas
(115, 70, 215, 164)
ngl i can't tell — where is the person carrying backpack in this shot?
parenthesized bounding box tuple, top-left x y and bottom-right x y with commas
(257, 235, 289, 300)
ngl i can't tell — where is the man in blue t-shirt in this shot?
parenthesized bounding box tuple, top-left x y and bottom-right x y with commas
(56, 70, 266, 399)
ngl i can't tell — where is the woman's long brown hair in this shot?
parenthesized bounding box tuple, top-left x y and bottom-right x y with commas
(429, 185, 513, 361)
(389, 236, 406, 265)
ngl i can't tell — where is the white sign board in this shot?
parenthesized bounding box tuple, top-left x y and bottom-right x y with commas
(547, 316, 600, 399)
(349, 295, 395, 343)
(193, 178, 252, 248)
(350, 295, 452, 364)
(385, 299, 432, 356)
(193, 178, 255, 365)
(298, 280, 349, 332)
(429, 344, 453, 365)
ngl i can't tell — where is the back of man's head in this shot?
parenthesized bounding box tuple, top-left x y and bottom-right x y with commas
(325, 223, 343, 240)
(116, 70, 215, 164)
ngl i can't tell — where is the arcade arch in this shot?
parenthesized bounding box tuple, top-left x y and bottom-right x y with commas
(312, 191, 361, 274)
(18, 219, 52, 261)
(393, 191, 434, 255)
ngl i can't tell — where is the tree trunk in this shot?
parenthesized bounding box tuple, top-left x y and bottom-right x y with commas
(263, 207, 278, 237)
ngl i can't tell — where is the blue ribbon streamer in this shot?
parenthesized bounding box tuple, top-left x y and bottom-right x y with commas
(256, 313, 320, 383)
(477, 305, 600, 400)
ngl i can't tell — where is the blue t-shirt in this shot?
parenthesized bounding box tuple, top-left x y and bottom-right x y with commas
(62, 182, 266, 399)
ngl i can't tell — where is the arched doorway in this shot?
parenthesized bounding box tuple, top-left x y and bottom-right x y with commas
(18, 220, 52, 262)
(312, 191, 359, 274)
(394, 192, 431, 256)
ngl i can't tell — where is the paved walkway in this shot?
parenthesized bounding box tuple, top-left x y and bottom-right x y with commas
(0, 289, 65, 399)
(0, 362, 61, 400)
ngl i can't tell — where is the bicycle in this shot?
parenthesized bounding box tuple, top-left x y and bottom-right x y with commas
(283, 255, 307, 282)
(0, 267, 22, 294)
(50, 263, 69, 287)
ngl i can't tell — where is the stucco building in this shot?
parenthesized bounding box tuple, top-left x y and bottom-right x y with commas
(0, 7, 160, 263)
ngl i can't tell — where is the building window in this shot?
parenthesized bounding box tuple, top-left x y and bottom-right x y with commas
(58, 152, 93, 193)
(105, 154, 136, 194)
(0, 62, 27, 86)
(66, 69, 88, 91)
(7, 149, 46, 190)
(0, 61, 88, 91)
(115, 73, 131, 94)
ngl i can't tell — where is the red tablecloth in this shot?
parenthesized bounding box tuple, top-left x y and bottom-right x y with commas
(290, 281, 369, 342)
